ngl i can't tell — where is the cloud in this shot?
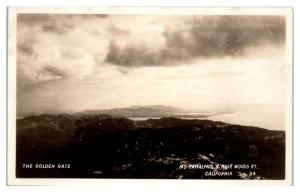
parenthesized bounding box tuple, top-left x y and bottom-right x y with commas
(16, 14, 286, 85)
(18, 14, 108, 35)
(18, 13, 108, 25)
(107, 25, 130, 36)
(18, 14, 74, 35)
(79, 14, 109, 19)
(17, 39, 36, 56)
(41, 22, 73, 34)
(17, 14, 104, 83)
(105, 41, 164, 67)
(167, 16, 285, 57)
(105, 15, 285, 67)
(41, 65, 68, 78)
(17, 14, 52, 26)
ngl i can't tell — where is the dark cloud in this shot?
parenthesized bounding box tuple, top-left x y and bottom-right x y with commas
(105, 41, 163, 67)
(42, 21, 74, 34)
(18, 14, 108, 34)
(41, 65, 68, 78)
(105, 15, 285, 67)
(18, 14, 74, 34)
(165, 16, 285, 58)
(18, 13, 108, 24)
(17, 39, 36, 56)
(17, 14, 52, 26)
(79, 14, 109, 19)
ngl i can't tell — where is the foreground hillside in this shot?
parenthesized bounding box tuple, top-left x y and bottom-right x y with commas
(16, 114, 285, 179)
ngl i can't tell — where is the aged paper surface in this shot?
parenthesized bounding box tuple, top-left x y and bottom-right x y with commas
(7, 7, 293, 185)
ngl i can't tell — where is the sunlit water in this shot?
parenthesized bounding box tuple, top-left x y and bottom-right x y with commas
(128, 106, 286, 131)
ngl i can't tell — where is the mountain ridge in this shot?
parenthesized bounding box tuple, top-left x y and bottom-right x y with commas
(71, 105, 211, 118)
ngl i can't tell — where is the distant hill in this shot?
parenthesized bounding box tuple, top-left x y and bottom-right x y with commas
(72, 105, 210, 118)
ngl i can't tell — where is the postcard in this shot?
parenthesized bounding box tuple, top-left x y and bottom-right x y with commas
(7, 7, 293, 185)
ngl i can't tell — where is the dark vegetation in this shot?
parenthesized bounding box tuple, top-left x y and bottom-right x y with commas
(16, 114, 285, 179)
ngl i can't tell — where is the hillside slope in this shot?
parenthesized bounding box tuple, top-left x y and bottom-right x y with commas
(16, 114, 285, 179)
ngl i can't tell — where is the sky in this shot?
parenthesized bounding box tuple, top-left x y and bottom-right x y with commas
(16, 14, 288, 128)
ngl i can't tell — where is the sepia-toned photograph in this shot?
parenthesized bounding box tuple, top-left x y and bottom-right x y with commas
(7, 7, 293, 185)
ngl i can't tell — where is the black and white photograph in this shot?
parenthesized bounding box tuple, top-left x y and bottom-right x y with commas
(7, 7, 293, 185)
